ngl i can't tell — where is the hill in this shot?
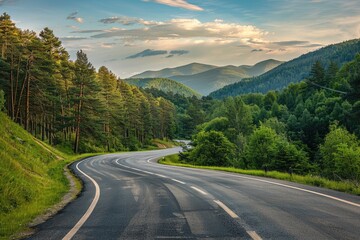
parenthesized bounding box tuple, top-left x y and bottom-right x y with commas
(210, 39, 360, 99)
(125, 78, 201, 97)
(131, 62, 217, 78)
(170, 59, 283, 95)
(0, 111, 73, 238)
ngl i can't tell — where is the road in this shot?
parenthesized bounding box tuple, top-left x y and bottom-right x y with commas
(29, 148, 360, 239)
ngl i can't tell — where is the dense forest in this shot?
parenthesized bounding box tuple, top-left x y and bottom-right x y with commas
(180, 55, 360, 183)
(210, 39, 360, 99)
(1, 12, 360, 183)
(125, 78, 201, 98)
(0, 13, 176, 153)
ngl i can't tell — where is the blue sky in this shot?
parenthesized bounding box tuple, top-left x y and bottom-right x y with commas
(1, 0, 360, 77)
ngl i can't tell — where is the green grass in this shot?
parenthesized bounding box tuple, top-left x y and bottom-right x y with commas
(0, 112, 99, 239)
(159, 154, 360, 196)
(151, 138, 178, 149)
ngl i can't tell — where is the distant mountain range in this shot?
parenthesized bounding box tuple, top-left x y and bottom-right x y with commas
(210, 39, 360, 99)
(132, 59, 283, 95)
(125, 78, 201, 98)
(131, 63, 217, 79)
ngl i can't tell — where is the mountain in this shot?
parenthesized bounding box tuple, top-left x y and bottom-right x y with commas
(125, 78, 201, 97)
(131, 63, 217, 78)
(170, 59, 283, 95)
(210, 39, 360, 99)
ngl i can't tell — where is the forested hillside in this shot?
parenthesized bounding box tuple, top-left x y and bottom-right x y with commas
(125, 78, 201, 98)
(180, 54, 360, 185)
(0, 13, 176, 153)
(210, 39, 360, 98)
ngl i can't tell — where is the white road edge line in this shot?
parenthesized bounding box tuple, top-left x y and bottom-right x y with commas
(191, 186, 208, 195)
(62, 160, 100, 240)
(233, 175, 360, 208)
(171, 178, 186, 185)
(157, 164, 360, 208)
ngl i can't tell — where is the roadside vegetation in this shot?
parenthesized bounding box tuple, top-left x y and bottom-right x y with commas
(160, 154, 360, 195)
(165, 55, 360, 193)
(0, 110, 97, 239)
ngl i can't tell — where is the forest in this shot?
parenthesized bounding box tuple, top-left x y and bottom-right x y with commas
(0, 13, 176, 153)
(180, 55, 360, 183)
(1, 12, 360, 184)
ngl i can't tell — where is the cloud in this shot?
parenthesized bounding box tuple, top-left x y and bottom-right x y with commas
(273, 40, 323, 48)
(169, 50, 189, 55)
(71, 29, 104, 33)
(91, 18, 266, 44)
(99, 16, 162, 26)
(0, 0, 15, 6)
(67, 12, 84, 23)
(60, 36, 87, 41)
(126, 49, 168, 59)
(101, 43, 116, 48)
(143, 0, 203, 11)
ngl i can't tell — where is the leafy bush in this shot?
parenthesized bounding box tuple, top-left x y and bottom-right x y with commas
(320, 124, 360, 182)
(244, 125, 309, 173)
(186, 130, 235, 166)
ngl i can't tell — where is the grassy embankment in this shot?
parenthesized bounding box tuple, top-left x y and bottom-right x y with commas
(160, 154, 360, 196)
(0, 112, 97, 239)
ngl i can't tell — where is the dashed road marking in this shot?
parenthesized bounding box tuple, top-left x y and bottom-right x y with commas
(247, 231, 263, 240)
(213, 200, 263, 240)
(171, 178, 186, 185)
(191, 186, 208, 195)
(213, 200, 239, 218)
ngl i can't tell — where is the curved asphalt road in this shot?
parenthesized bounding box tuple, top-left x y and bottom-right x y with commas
(29, 148, 360, 239)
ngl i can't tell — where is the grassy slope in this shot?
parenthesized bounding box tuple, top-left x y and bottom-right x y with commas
(160, 154, 360, 196)
(0, 112, 91, 239)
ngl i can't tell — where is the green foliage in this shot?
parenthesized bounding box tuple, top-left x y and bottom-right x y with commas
(320, 124, 360, 182)
(244, 126, 278, 169)
(0, 89, 4, 111)
(185, 131, 235, 166)
(125, 78, 201, 98)
(160, 154, 360, 195)
(0, 14, 177, 153)
(0, 112, 66, 238)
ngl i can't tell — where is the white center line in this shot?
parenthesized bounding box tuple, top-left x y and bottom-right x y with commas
(62, 160, 101, 240)
(213, 200, 239, 218)
(247, 231, 263, 240)
(191, 186, 208, 195)
(171, 178, 186, 184)
(213, 200, 263, 240)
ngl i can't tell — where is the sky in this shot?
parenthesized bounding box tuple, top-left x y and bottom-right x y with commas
(1, 0, 360, 78)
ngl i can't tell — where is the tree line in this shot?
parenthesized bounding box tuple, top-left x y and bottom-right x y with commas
(181, 55, 360, 183)
(0, 13, 176, 153)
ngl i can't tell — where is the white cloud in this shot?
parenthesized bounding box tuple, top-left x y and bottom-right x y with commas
(143, 0, 203, 11)
(92, 18, 267, 43)
(67, 12, 84, 24)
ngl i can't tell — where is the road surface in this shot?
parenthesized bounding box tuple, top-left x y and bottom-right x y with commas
(29, 148, 360, 239)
